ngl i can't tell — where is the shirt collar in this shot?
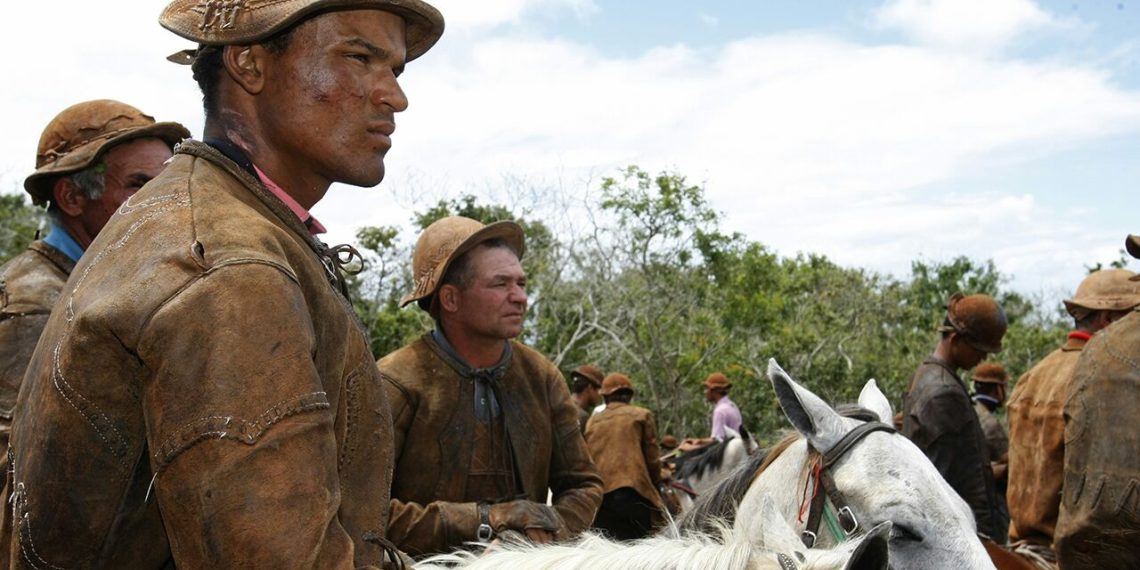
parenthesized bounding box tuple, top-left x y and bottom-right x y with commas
(252, 165, 327, 235)
(42, 223, 85, 263)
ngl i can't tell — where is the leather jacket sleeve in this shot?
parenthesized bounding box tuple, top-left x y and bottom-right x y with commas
(140, 264, 364, 568)
(643, 412, 663, 488)
(544, 369, 604, 537)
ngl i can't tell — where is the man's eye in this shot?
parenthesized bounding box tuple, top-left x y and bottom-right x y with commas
(348, 53, 369, 63)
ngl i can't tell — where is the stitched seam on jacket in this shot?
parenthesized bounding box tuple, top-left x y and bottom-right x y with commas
(152, 391, 330, 470)
(339, 362, 366, 470)
(13, 484, 68, 570)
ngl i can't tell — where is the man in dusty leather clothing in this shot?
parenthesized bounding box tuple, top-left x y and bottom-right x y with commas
(0, 0, 443, 567)
(379, 216, 603, 557)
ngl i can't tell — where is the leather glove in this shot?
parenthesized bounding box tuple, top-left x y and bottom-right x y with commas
(487, 500, 563, 535)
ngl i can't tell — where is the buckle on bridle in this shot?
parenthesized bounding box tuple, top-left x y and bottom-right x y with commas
(800, 529, 817, 548)
(838, 505, 859, 534)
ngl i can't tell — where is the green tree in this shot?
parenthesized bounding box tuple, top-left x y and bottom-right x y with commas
(0, 193, 43, 264)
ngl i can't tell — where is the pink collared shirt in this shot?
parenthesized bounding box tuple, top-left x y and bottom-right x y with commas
(253, 165, 327, 235)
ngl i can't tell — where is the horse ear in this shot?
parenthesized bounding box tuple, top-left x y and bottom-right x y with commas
(857, 379, 893, 424)
(768, 359, 848, 452)
(844, 521, 891, 570)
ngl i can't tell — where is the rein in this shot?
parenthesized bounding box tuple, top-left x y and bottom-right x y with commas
(799, 421, 896, 547)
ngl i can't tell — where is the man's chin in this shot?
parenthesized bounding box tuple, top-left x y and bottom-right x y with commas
(338, 166, 386, 188)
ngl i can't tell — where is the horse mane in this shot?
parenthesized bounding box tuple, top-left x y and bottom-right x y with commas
(673, 436, 734, 481)
(677, 405, 876, 533)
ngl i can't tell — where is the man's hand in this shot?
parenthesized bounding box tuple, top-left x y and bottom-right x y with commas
(678, 437, 713, 452)
(488, 500, 563, 543)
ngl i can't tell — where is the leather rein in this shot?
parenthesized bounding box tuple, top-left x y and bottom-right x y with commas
(799, 421, 897, 548)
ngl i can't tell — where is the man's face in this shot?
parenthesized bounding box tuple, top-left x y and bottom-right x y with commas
(951, 334, 988, 370)
(258, 9, 408, 190)
(80, 137, 172, 240)
(585, 385, 602, 407)
(703, 385, 718, 403)
(449, 245, 528, 342)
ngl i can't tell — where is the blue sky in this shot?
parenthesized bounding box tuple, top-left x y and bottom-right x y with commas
(1, 0, 1137, 301)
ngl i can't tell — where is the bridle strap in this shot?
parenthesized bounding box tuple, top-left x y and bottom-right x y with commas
(801, 421, 897, 547)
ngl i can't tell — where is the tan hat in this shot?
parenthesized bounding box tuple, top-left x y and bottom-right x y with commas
(160, 0, 444, 63)
(599, 373, 634, 396)
(972, 362, 1009, 386)
(571, 365, 604, 388)
(400, 216, 525, 308)
(703, 372, 732, 390)
(940, 292, 1007, 354)
(1063, 269, 1140, 318)
(24, 100, 190, 206)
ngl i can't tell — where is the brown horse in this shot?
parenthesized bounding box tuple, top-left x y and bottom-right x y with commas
(981, 540, 1043, 570)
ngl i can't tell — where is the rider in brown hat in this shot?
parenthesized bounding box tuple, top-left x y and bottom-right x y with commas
(0, 100, 187, 468)
(1055, 245, 1140, 568)
(1007, 268, 1140, 562)
(972, 362, 1010, 473)
(2, 1, 444, 567)
(570, 364, 604, 433)
(903, 292, 1010, 543)
(680, 371, 744, 451)
(584, 373, 666, 540)
(378, 216, 602, 556)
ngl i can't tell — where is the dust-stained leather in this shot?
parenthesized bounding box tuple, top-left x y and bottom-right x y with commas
(973, 401, 1008, 462)
(379, 335, 602, 556)
(903, 357, 1009, 541)
(584, 402, 666, 524)
(1056, 309, 1140, 569)
(1006, 334, 1086, 546)
(0, 241, 75, 457)
(0, 141, 397, 569)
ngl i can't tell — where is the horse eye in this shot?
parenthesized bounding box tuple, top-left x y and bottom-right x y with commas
(890, 525, 923, 543)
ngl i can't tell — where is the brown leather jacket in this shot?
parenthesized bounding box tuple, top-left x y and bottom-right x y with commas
(379, 335, 602, 556)
(1056, 309, 1140, 569)
(1006, 334, 1085, 546)
(1, 141, 398, 569)
(584, 402, 665, 516)
(903, 357, 1009, 542)
(0, 241, 74, 458)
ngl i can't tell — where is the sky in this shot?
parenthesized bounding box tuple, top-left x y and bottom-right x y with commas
(1, 0, 1138, 303)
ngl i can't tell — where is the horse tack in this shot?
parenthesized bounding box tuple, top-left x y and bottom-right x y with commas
(800, 421, 897, 547)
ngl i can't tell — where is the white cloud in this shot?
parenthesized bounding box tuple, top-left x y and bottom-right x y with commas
(872, 0, 1060, 52)
(429, 0, 599, 31)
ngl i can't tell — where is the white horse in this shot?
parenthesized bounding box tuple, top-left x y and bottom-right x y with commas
(679, 359, 995, 570)
(668, 427, 758, 511)
(415, 496, 890, 570)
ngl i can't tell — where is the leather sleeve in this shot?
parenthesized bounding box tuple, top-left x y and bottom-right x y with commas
(137, 263, 362, 569)
(544, 368, 603, 537)
(642, 411, 663, 488)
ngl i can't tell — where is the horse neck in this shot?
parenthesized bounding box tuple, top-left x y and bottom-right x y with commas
(738, 440, 822, 546)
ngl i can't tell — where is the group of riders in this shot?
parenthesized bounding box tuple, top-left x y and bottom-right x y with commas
(0, 0, 1135, 568)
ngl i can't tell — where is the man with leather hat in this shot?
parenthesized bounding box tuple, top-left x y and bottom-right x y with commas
(0, 100, 188, 466)
(1, 1, 444, 567)
(584, 372, 666, 540)
(378, 216, 602, 556)
(679, 371, 743, 451)
(1007, 268, 1140, 563)
(972, 362, 1010, 477)
(1056, 240, 1140, 569)
(903, 292, 1010, 543)
(569, 364, 604, 433)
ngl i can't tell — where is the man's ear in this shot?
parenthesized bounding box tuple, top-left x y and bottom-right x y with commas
(438, 284, 460, 314)
(222, 44, 268, 95)
(51, 177, 87, 217)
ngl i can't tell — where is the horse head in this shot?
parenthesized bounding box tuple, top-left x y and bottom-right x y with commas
(732, 359, 994, 570)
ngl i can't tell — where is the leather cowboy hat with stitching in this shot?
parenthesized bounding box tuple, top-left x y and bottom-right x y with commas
(160, 0, 444, 63)
(24, 100, 190, 206)
(400, 216, 526, 308)
(939, 292, 1007, 354)
(972, 362, 1009, 385)
(1063, 268, 1140, 317)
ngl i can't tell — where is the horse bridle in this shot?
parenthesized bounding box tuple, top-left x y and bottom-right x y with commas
(799, 421, 897, 548)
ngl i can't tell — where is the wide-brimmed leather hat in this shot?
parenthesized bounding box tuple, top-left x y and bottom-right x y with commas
(400, 216, 525, 308)
(703, 372, 732, 390)
(1063, 268, 1140, 317)
(24, 100, 190, 206)
(972, 362, 1009, 386)
(571, 365, 604, 389)
(599, 373, 634, 396)
(160, 0, 444, 62)
(939, 292, 1007, 354)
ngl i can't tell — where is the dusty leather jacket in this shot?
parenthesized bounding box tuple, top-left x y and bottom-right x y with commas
(1056, 309, 1140, 569)
(0, 241, 74, 460)
(1006, 333, 1086, 546)
(0, 141, 399, 569)
(379, 334, 603, 556)
(903, 357, 1009, 542)
(584, 402, 665, 523)
(973, 400, 1008, 462)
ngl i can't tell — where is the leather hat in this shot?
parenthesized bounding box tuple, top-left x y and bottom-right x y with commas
(1127, 235, 1140, 260)
(703, 372, 732, 390)
(24, 100, 190, 206)
(1063, 269, 1140, 318)
(160, 0, 444, 63)
(571, 365, 604, 389)
(940, 293, 1007, 354)
(599, 372, 634, 396)
(400, 216, 525, 308)
(972, 362, 1009, 386)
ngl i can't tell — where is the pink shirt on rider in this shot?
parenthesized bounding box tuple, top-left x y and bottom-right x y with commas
(254, 165, 327, 235)
(711, 395, 743, 440)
